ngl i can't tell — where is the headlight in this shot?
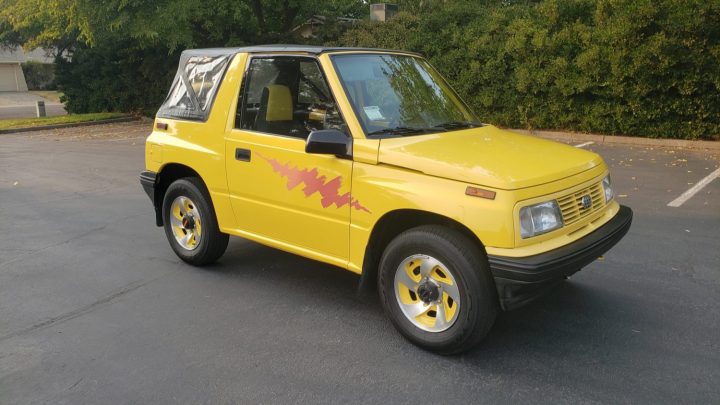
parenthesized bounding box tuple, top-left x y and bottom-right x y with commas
(519, 200, 564, 238)
(602, 175, 613, 202)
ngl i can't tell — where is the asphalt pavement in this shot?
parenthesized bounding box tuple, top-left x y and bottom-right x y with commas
(1, 122, 718, 404)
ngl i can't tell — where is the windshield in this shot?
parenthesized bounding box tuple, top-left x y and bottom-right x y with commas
(332, 53, 481, 137)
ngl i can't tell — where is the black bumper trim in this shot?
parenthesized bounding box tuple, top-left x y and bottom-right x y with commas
(140, 171, 162, 226)
(140, 171, 157, 203)
(489, 205, 633, 310)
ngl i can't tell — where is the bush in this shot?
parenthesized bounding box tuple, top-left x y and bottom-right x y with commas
(340, 0, 720, 140)
(21, 61, 55, 90)
(55, 41, 180, 116)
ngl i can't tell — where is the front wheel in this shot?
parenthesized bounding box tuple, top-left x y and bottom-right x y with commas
(162, 177, 228, 266)
(378, 225, 497, 354)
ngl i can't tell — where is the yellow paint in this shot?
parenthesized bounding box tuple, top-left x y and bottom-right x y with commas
(405, 259, 422, 282)
(442, 292, 456, 323)
(224, 130, 353, 264)
(431, 268, 453, 286)
(397, 282, 417, 305)
(415, 306, 436, 328)
(145, 48, 623, 278)
(149, 144, 163, 163)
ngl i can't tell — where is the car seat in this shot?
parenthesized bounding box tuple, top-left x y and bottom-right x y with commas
(255, 84, 296, 136)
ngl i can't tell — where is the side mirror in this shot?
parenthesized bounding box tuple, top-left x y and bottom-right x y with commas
(305, 129, 352, 158)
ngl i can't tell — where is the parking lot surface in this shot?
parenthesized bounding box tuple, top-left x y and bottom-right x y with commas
(1, 122, 718, 404)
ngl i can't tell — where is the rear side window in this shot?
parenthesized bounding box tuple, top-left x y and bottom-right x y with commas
(157, 53, 231, 121)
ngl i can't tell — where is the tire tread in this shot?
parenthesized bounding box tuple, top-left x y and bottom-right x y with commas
(162, 177, 229, 266)
(378, 225, 497, 354)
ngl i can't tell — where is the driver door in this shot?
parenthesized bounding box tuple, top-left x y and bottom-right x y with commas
(225, 55, 353, 266)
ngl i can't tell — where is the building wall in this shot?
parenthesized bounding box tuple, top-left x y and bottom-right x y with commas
(0, 62, 29, 91)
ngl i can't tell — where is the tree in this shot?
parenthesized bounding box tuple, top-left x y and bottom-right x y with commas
(0, 0, 366, 114)
(1, 0, 366, 53)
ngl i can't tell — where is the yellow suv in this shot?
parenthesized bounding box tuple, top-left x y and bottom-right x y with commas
(141, 45, 632, 354)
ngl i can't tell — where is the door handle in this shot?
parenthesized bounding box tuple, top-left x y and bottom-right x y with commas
(235, 148, 251, 162)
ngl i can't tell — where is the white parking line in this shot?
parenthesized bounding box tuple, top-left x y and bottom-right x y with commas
(574, 141, 595, 148)
(667, 167, 720, 207)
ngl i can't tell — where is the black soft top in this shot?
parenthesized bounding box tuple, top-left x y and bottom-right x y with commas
(180, 44, 420, 57)
(157, 45, 420, 122)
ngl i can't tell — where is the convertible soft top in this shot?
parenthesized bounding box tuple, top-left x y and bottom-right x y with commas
(180, 45, 420, 57)
(158, 45, 420, 122)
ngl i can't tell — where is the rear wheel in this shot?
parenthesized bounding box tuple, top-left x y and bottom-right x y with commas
(162, 177, 228, 265)
(378, 225, 497, 354)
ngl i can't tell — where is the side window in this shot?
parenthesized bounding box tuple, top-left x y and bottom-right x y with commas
(158, 54, 230, 121)
(298, 61, 329, 104)
(185, 56, 228, 110)
(235, 57, 347, 138)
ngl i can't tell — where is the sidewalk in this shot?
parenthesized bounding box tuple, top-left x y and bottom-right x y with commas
(0, 91, 66, 119)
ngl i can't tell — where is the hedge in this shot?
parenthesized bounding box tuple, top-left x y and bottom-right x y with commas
(21, 61, 55, 90)
(340, 0, 720, 140)
(55, 41, 179, 116)
(52, 0, 719, 140)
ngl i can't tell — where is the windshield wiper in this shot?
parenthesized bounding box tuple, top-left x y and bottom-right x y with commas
(367, 126, 432, 136)
(432, 121, 481, 130)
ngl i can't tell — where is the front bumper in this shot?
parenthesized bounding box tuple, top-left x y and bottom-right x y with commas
(489, 205, 633, 310)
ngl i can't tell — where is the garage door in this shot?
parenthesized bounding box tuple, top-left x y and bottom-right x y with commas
(0, 64, 20, 91)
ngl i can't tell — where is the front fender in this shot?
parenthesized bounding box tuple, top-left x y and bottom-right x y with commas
(348, 162, 513, 273)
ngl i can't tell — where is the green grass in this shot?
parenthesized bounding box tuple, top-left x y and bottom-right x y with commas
(28, 91, 63, 103)
(0, 113, 128, 130)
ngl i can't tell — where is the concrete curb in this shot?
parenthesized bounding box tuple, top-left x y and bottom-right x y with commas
(509, 129, 720, 151)
(0, 116, 140, 135)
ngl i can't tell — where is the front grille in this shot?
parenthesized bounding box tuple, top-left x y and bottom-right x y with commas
(557, 182, 605, 225)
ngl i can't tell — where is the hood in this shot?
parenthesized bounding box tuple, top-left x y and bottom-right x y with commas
(378, 125, 603, 190)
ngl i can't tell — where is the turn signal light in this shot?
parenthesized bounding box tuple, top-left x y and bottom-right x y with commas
(465, 186, 496, 200)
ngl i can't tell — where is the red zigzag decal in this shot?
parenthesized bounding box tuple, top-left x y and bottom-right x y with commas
(259, 154, 371, 213)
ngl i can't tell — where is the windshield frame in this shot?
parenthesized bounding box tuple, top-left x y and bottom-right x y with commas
(329, 52, 481, 139)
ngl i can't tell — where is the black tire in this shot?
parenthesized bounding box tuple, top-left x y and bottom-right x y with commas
(378, 225, 497, 354)
(162, 177, 229, 266)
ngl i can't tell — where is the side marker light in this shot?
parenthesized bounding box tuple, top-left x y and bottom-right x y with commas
(465, 186, 496, 200)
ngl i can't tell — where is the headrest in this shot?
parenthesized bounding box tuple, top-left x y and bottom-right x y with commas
(263, 84, 293, 122)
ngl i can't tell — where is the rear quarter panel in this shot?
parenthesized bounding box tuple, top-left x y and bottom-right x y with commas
(145, 53, 248, 231)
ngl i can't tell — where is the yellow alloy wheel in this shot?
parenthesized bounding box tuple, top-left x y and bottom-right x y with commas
(394, 254, 460, 332)
(169, 195, 203, 251)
